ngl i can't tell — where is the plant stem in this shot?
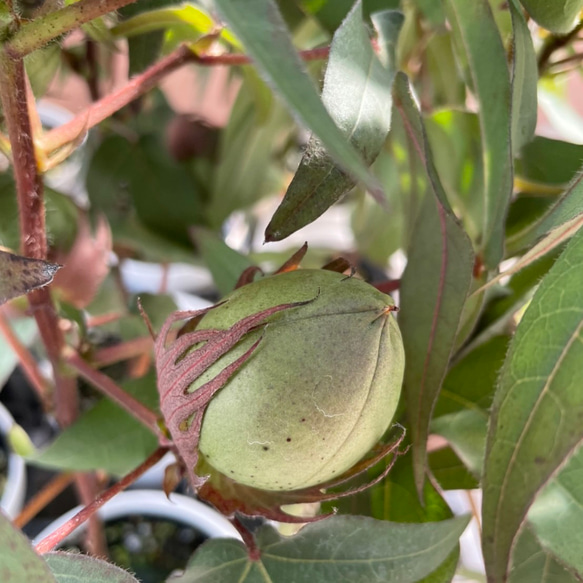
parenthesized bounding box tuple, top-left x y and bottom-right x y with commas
(537, 21, 583, 73)
(14, 472, 75, 529)
(65, 350, 163, 439)
(34, 446, 169, 554)
(41, 44, 331, 154)
(0, 309, 50, 408)
(5, 0, 140, 59)
(92, 336, 153, 367)
(0, 52, 80, 427)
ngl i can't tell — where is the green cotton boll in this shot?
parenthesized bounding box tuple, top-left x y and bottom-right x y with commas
(193, 269, 405, 492)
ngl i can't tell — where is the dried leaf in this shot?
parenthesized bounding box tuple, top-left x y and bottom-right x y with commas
(0, 249, 60, 306)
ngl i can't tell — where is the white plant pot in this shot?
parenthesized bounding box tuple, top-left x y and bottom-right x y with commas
(33, 489, 241, 545)
(0, 402, 27, 519)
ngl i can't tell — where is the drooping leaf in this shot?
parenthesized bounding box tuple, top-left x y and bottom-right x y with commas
(509, 0, 537, 155)
(444, 0, 513, 268)
(518, 0, 583, 33)
(528, 445, 583, 577)
(0, 250, 60, 306)
(174, 515, 469, 583)
(482, 226, 583, 583)
(212, 0, 384, 205)
(509, 527, 581, 583)
(265, 5, 403, 241)
(0, 510, 57, 582)
(45, 552, 139, 583)
(191, 228, 254, 296)
(29, 374, 159, 476)
(393, 73, 474, 494)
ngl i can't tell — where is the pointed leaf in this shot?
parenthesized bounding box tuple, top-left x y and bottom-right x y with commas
(174, 515, 469, 583)
(45, 552, 139, 583)
(528, 446, 583, 577)
(265, 6, 403, 241)
(0, 250, 60, 306)
(509, 0, 537, 155)
(509, 527, 581, 583)
(444, 0, 513, 268)
(0, 510, 57, 582)
(212, 0, 384, 204)
(482, 226, 583, 583)
(393, 73, 474, 494)
(29, 374, 159, 476)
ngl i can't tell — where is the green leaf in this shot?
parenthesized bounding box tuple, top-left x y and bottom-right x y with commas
(175, 515, 469, 583)
(0, 317, 37, 387)
(431, 410, 487, 476)
(119, 0, 176, 75)
(213, 0, 384, 205)
(416, 549, 460, 583)
(435, 335, 510, 418)
(0, 250, 60, 306)
(45, 552, 139, 583)
(509, 527, 580, 583)
(482, 226, 583, 583)
(516, 137, 583, 187)
(393, 73, 475, 494)
(508, 167, 583, 255)
(509, 0, 537, 155)
(86, 134, 205, 247)
(191, 228, 254, 296)
(25, 44, 60, 97)
(208, 87, 291, 227)
(265, 6, 403, 241)
(528, 446, 583, 577)
(0, 510, 57, 582)
(444, 0, 513, 268)
(518, 0, 583, 33)
(29, 374, 159, 476)
(429, 447, 479, 490)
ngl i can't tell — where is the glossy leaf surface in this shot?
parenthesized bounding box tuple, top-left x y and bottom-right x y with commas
(265, 6, 403, 241)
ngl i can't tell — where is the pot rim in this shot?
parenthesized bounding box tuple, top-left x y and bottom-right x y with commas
(32, 489, 241, 545)
(0, 402, 27, 519)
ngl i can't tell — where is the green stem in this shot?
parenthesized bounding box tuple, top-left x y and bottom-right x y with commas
(5, 0, 140, 59)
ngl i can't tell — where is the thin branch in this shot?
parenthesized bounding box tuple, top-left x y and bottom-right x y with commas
(64, 350, 163, 438)
(5, 0, 141, 59)
(75, 473, 108, 557)
(0, 309, 51, 408)
(41, 44, 331, 154)
(34, 446, 169, 554)
(538, 21, 583, 73)
(14, 472, 75, 529)
(92, 336, 153, 368)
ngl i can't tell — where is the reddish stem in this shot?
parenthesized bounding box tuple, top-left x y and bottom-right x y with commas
(34, 446, 169, 554)
(41, 44, 331, 154)
(92, 336, 153, 367)
(65, 350, 163, 438)
(0, 309, 50, 408)
(14, 472, 75, 529)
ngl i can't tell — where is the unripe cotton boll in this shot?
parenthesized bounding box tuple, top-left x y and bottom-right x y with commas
(190, 269, 404, 491)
